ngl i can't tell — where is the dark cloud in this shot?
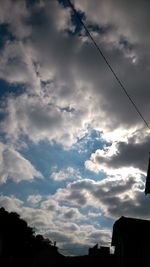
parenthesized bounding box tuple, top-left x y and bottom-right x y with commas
(86, 133, 150, 173)
(66, 190, 88, 206)
(64, 209, 78, 219)
(105, 138, 150, 171)
(53, 176, 150, 220)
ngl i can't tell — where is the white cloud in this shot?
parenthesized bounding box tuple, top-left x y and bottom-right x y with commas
(0, 143, 42, 183)
(0, 194, 112, 255)
(40, 197, 59, 211)
(51, 167, 80, 181)
(1, 92, 90, 147)
(0, 194, 23, 213)
(0, 194, 54, 230)
(27, 194, 42, 205)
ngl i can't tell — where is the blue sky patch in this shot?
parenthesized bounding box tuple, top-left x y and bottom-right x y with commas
(0, 79, 26, 98)
(0, 24, 15, 50)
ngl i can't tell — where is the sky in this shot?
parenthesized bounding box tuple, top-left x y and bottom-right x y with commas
(0, 0, 150, 256)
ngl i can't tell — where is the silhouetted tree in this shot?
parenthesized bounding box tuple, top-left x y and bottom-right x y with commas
(0, 207, 60, 267)
(0, 207, 34, 266)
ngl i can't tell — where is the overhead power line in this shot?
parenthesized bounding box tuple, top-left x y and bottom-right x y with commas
(67, 0, 150, 131)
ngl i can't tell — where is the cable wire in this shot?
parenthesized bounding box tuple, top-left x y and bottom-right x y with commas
(67, 0, 150, 131)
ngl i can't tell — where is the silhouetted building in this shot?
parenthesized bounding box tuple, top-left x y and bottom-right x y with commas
(66, 255, 89, 267)
(88, 244, 111, 267)
(33, 245, 65, 267)
(112, 216, 150, 267)
(89, 244, 110, 257)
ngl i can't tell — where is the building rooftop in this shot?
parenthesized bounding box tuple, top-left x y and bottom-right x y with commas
(112, 216, 150, 246)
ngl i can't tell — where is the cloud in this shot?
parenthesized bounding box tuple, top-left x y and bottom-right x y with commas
(40, 197, 59, 211)
(1, 0, 150, 149)
(0, 0, 73, 92)
(0, 0, 31, 38)
(0, 41, 42, 93)
(44, 224, 111, 256)
(85, 132, 150, 175)
(87, 229, 111, 246)
(27, 194, 42, 205)
(51, 167, 80, 182)
(0, 143, 42, 183)
(1, 92, 90, 147)
(1, 175, 147, 250)
(41, 197, 85, 222)
(0, 194, 23, 213)
(45, 230, 75, 244)
(74, 0, 150, 52)
(63, 208, 79, 219)
(59, 206, 85, 221)
(0, 194, 54, 230)
(0, 194, 112, 255)
(2, 178, 149, 256)
(52, 174, 150, 220)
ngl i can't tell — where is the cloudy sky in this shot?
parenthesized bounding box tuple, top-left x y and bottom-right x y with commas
(0, 0, 150, 256)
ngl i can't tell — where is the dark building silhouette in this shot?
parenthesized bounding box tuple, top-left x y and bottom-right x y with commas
(66, 255, 89, 267)
(32, 244, 65, 267)
(89, 244, 110, 257)
(112, 216, 150, 267)
(88, 244, 112, 267)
